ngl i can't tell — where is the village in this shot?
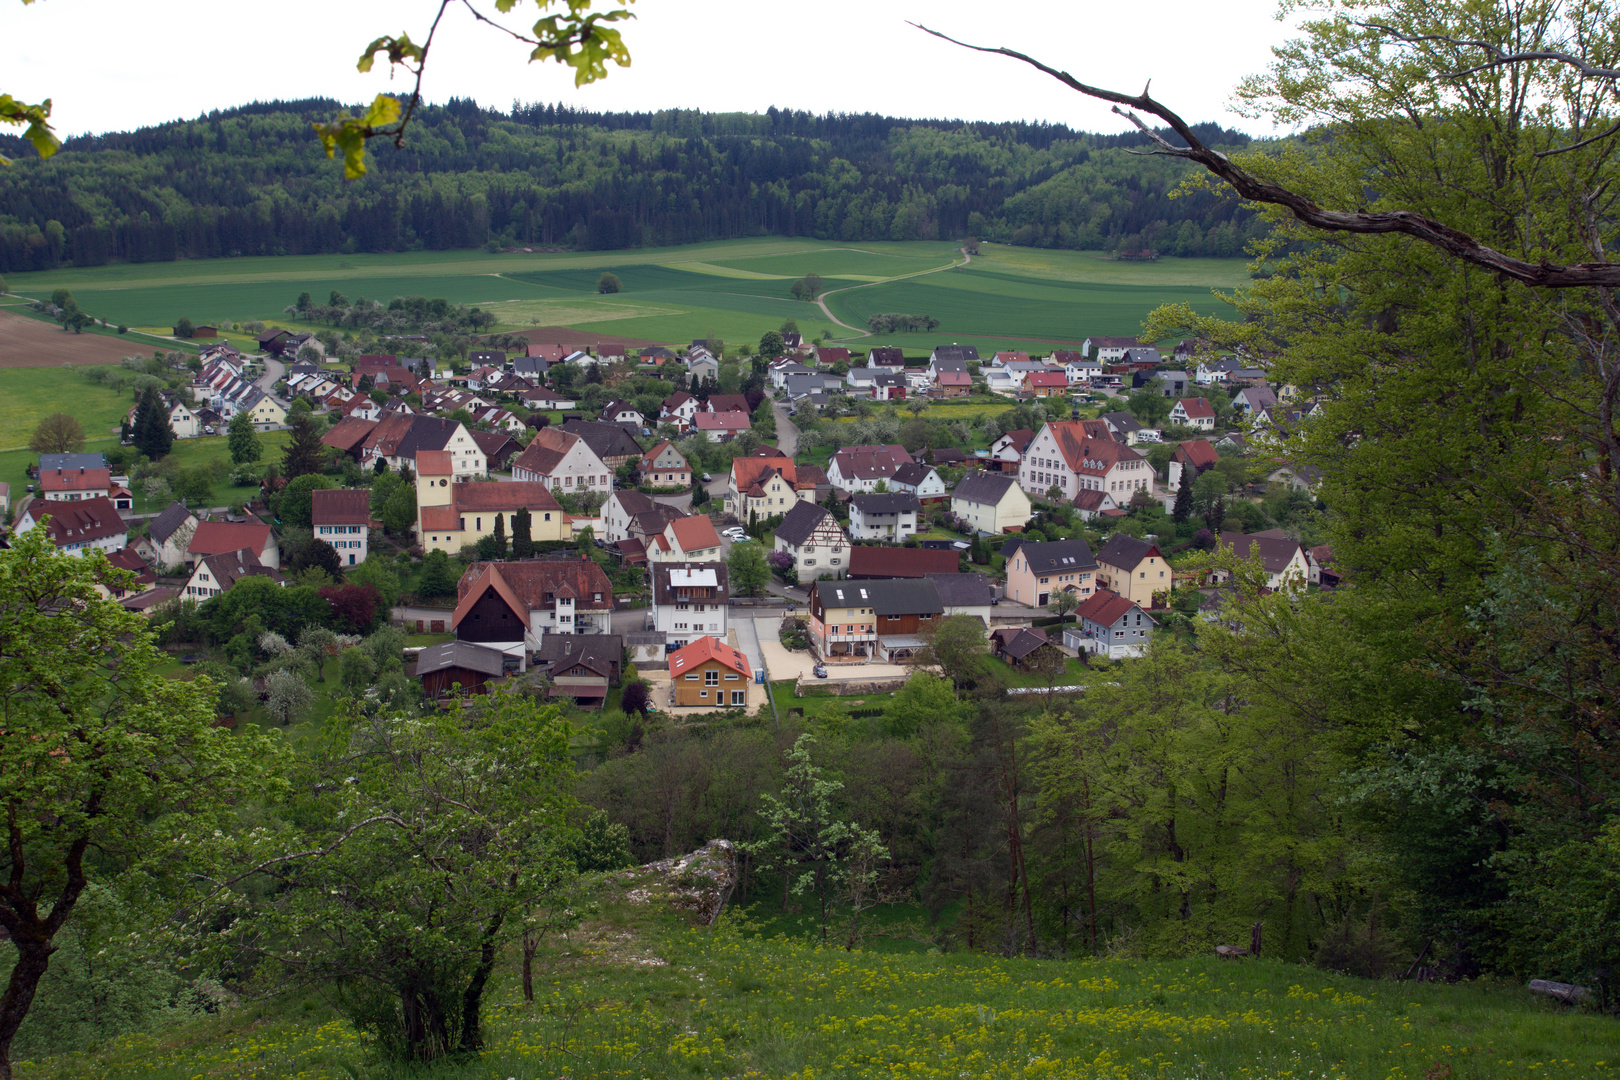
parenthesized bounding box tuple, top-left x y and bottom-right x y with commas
(5, 323, 1332, 719)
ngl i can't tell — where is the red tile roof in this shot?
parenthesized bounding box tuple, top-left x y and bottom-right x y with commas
(1173, 439, 1220, 470)
(846, 546, 959, 578)
(311, 488, 372, 526)
(694, 410, 751, 431)
(1177, 397, 1216, 419)
(458, 559, 614, 611)
(188, 520, 272, 558)
(1026, 371, 1069, 388)
(669, 515, 721, 553)
(669, 635, 751, 679)
(41, 468, 111, 493)
(451, 565, 530, 629)
(449, 482, 564, 514)
(1074, 588, 1143, 627)
(936, 371, 972, 386)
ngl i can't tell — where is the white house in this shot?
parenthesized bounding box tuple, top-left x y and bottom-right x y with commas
(827, 444, 912, 493)
(1018, 419, 1152, 503)
(1169, 398, 1217, 430)
(847, 492, 920, 541)
(1064, 356, 1104, 383)
(14, 496, 127, 557)
(182, 547, 284, 599)
(950, 472, 1032, 535)
(510, 427, 613, 491)
(311, 488, 373, 566)
(648, 515, 723, 563)
(1083, 336, 1140, 362)
(597, 400, 647, 428)
(660, 392, 700, 429)
(772, 501, 849, 582)
(143, 501, 198, 570)
(650, 561, 729, 649)
(888, 462, 948, 504)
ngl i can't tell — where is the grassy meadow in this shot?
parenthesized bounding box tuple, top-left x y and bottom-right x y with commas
(1, 239, 1251, 355)
(13, 869, 1616, 1080)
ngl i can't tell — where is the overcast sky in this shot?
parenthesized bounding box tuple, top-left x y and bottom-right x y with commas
(5, 0, 1300, 139)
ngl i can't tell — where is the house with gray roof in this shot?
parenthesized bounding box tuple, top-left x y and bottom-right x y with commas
(848, 491, 920, 541)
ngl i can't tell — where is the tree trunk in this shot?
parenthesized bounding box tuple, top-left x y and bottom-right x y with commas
(458, 912, 505, 1053)
(0, 938, 56, 1080)
(522, 929, 538, 1003)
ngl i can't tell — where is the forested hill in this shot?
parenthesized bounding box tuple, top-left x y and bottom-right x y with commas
(0, 98, 1270, 273)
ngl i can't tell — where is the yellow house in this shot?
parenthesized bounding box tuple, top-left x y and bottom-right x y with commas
(242, 390, 287, 430)
(1095, 534, 1169, 608)
(950, 471, 1032, 535)
(416, 450, 572, 553)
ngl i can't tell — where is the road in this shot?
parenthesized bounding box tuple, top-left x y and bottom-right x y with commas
(256, 354, 284, 392)
(814, 245, 973, 340)
(773, 401, 800, 456)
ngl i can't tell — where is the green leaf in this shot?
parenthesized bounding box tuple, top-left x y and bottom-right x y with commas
(0, 93, 60, 164)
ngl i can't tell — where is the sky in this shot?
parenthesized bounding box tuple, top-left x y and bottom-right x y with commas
(4, 0, 1301, 138)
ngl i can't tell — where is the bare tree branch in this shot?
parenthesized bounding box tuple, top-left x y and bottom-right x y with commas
(912, 23, 1620, 288)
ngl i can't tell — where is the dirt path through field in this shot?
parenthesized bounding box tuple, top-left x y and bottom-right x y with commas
(0, 307, 138, 367)
(815, 246, 972, 339)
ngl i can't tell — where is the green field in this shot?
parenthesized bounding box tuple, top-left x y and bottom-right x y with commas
(0, 369, 137, 451)
(2, 239, 1251, 356)
(16, 866, 1615, 1080)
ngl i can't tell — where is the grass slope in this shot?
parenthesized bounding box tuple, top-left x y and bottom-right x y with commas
(0, 369, 140, 450)
(15, 869, 1615, 1080)
(1, 240, 1252, 357)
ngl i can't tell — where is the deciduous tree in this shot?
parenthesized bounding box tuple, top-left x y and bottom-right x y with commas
(227, 410, 261, 464)
(27, 412, 85, 454)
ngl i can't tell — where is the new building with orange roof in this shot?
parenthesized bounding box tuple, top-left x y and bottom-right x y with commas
(668, 635, 752, 708)
(415, 451, 572, 553)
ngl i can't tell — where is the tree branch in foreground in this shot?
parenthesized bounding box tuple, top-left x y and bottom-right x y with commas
(912, 23, 1620, 288)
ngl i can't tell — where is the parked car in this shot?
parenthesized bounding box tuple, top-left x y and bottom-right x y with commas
(702, 472, 713, 483)
(813, 664, 828, 678)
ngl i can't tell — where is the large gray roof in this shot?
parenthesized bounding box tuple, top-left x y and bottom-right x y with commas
(951, 471, 1019, 505)
(1015, 539, 1098, 574)
(817, 577, 942, 616)
(774, 500, 838, 546)
(850, 492, 920, 515)
(925, 572, 995, 607)
(148, 501, 196, 545)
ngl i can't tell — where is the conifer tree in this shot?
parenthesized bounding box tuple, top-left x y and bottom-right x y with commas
(492, 512, 508, 558)
(281, 413, 326, 479)
(512, 506, 533, 558)
(1172, 467, 1193, 524)
(132, 387, 174, 460)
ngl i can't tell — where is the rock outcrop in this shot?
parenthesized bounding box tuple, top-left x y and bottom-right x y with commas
(622, 839, 738, 925)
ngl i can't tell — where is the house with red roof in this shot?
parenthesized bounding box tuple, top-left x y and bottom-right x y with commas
(1168, 439, 1220, 490)
(451, 559, 615, 648)
(40, 467, 111, 502)
(415, 450, 572, 554)
(311, 488, 374, 566)
(1025, 370, 1070, 397)
(1063, 589, 1157, 659)
(16, 496, 128, 557)
(727, 455, 817, 522)
(827, 444, 913, 493)
(187, 518, 278, 569)
(1018, 419, 1152, 504)
(639, 440, 691, 488)
(648, 515, 722, 563)
(669, 635, 752, 708)
(1169, 397, 1217, 430)
(694, 410, 752, 442)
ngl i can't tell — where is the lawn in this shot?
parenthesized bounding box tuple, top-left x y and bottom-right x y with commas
(16, 868, 1618, 1080)
(0, 368, 140, 450)
(992, 651, 1094, 687)
(2, 239, 1252, 358)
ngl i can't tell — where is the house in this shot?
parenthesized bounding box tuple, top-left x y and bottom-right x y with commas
(847, 491, 920, 541)
(1268, 463, 1323, 493)
(559, 418, 644, 467)
(992, 350, 1032, 367)
(934, 369, 973, 397)
(928, 345, 978, 376)
(144, 501, 198, 569)
(807, 577, 942, 662)
(983, 369, 1021, 396)
(187, 518, 278, 570)
(310, 488, 373, 566)
(668, 635, 752, 708)
(469, 429, 524, 472)
(14, 496, 127, 557)
(1310, 543, 1342, 589)
(627, 505, 687, 548)
(125, 391, 201, 439)
(602, 490, 660, 543)
(1121, 347, 1163, 369)
(1216, 530, 1310, 592)
(1195, 357, 1245, 384)
(1024, 370, 1070, 398)
(638, 440, 691, 488)
(1226, 383, 1277, 417)
(256, 328, 293, 355)
(40, 466, 111, 502)
(927, 572, 995, 626)
(826, 444, 912, 493)
(358, 414, 485, 478)
(988, 429, 1036, 472)
(1017, 418, 1152, 505)
(694, 410, 753, 442)
(1064, 589, 1158, 659)
(453, 559, 614, 648)
(1005, 538, 1098, 607)
(234, 388, 288, 431)
(846, 546, 959, 579)
(867, 347, 905, 369)
(1094, 534, 1170, 608)
(597, 400, 647, 429)
(888, 462, 948, 504)
(1100, 411, 1156, 446)
(863, 369, 907, 401)
(650, 562, 730, 649)
(1058, 352, 1104, 383)
(1168, 439, 1220, 490)
(1071, 489, 1121, 521)
(990, 627, 1063, 671)
(814, 346, 851, 367)
(661, 392, 700, 430)
(414, 640, 510, 698)
(39, 452, 107, 472)
(181, 547, 284, 599)
(1132, 369, 1192, 397)
(415, 451, 572, 554)
(322, 417, 379, 460)
(772, 501, 848, 583)
(532, 633, 623, 685)
(727, 455, 817, 522)
(685, 353, 719, 382)
(510, 428, 613, 491)
(951, 471, 1032, 535)
(1083, 336, 1140, 362)
(648, 515, 723, 563)
(770, 361, 816, 389)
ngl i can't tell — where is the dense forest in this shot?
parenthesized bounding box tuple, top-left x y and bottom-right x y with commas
(0, 98, 1268, 273)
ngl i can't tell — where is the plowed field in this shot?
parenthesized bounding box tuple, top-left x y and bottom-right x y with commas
(0, 307, 137, 367)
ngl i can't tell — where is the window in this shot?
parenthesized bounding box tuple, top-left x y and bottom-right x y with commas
(684, 672, 698, 681)
(725, 673, 740, 681)
(700, 689, 708, 698)
(731, 690, 746, 705)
